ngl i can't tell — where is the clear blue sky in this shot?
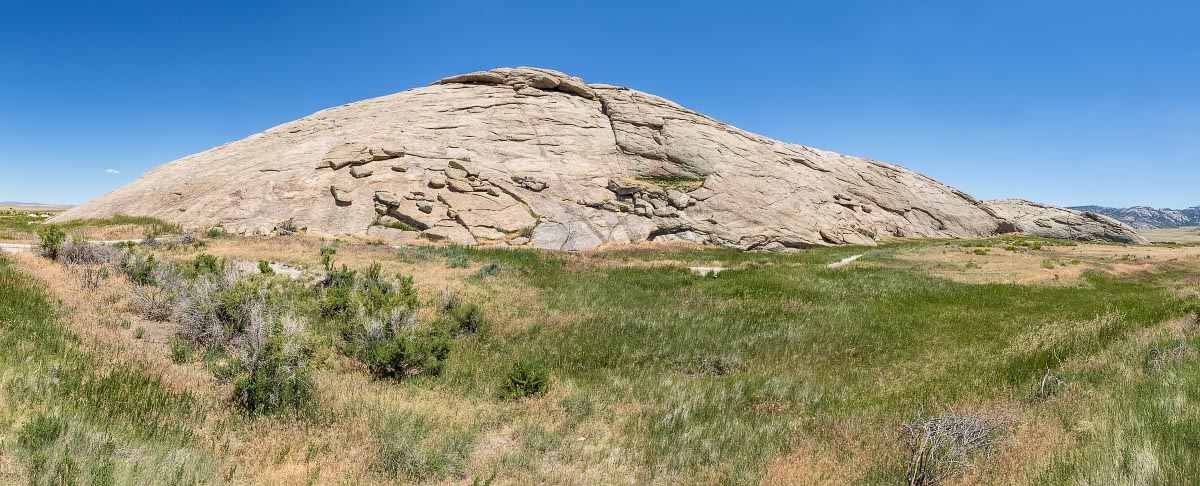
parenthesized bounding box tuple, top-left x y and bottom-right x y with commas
(2, 1, 1197, 208)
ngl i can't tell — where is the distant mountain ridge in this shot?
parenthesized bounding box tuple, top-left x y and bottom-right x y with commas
(1068, 205, 1200, 229)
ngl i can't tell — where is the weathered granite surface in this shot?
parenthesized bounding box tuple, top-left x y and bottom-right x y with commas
(52, 67, 1146, 249)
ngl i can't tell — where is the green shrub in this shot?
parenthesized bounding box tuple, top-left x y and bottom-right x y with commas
(38, 226, 66, 260)
(229, 315, 319, 415)
(205, 227, 225, 238)
(319, 261, 417, 322)
(189, 253, 224, 276)
(258, 260, 275, 275)
(498, 360, 550, 400)
(134, 326, 145, 339)
(120, 252, 158, 286)
(176, 273, 267, 347)
(396, 246, 436, 263)
(437, 246, 469, 268)
(342, 319, 452, 379)
(320, 246, 337, 272)
(474, 261, 502, 278)
(449, 302, 487, 335)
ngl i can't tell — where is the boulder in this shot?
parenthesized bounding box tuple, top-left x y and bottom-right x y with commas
(449, 160, 481, 177)
(447, 179, 474, 193)
(330, 186, 352, 204)
(374, 191, 402, 207)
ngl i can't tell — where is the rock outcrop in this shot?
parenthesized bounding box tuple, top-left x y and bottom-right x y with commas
(51, 67, 1147, 250)
(985, 199, 1150, 244)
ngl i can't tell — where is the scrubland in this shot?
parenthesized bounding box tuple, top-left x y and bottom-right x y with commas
(2, 220, 1199, 485)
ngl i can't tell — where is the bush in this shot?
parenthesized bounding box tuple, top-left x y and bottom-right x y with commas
(319, 262, 417, 322)
(134, 326, 146, 339)
(498, 360, 550, 400)
(474, 261, 502, 278)
(189, 253, 224, 277)
(176, 271, 267, 346)
(175, 230, 198, 245)
(449, 302, 487, 335)
(119, 251, 159, 286)
(903, 410, 1012, 485)
(228, 314, 319, 415)
(38, 226, 66, 260)
(320, 246, 337, 272)
(258, 260, 275, 275)
(56, 240, 120, 267)
(130, 283, 175, 321)
(79, 266, 109, 291)
(205, 227, 225, 239)
(438, 246, 469, 268)
(342, 312, 452, 379)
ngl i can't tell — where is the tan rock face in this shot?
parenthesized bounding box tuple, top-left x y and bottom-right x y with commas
(50, 67, 1146, 249)
(983, 199, 1150, 244)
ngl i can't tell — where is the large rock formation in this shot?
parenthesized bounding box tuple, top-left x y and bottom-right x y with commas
(985, 199, 1150, 244)
(52, 67, 1147, 249)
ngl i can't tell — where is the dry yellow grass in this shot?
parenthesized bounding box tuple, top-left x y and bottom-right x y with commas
(891, 242, 1200, 286)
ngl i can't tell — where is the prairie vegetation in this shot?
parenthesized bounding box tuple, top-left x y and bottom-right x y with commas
(0, 211, 179, 241)
(2, 231, 1199, 484)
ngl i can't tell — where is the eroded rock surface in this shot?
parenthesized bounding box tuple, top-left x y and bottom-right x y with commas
(51, 67, 1146, 249)
(984, 199, 1150, 244)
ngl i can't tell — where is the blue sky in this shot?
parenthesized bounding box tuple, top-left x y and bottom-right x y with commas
(1, 1, 1197, 207)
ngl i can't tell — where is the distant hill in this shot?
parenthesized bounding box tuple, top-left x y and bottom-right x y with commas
(1068, 205, 1200, 229)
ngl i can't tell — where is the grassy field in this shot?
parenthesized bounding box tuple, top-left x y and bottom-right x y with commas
(1, 233, 1198, 484)
(0, 212, 179, 242)
(1142, 226, 1200, 245)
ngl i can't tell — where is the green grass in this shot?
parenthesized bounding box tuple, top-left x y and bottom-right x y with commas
(0, 210, 56, 240)
(434, 244, 1196, 483)
(635, 177, 706, 193)
(54, 214, 181, 236)
(4, 238, 1200, 484)
(0, 255, 217, 484)
(374, 220, 419, 232)
(0, 212, 180, 241)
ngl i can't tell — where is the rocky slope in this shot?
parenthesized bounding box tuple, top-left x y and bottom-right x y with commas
(1068, 205, 1200, 230)
(986, 200, 1148, 244)
(52, 67, 1147, 249)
